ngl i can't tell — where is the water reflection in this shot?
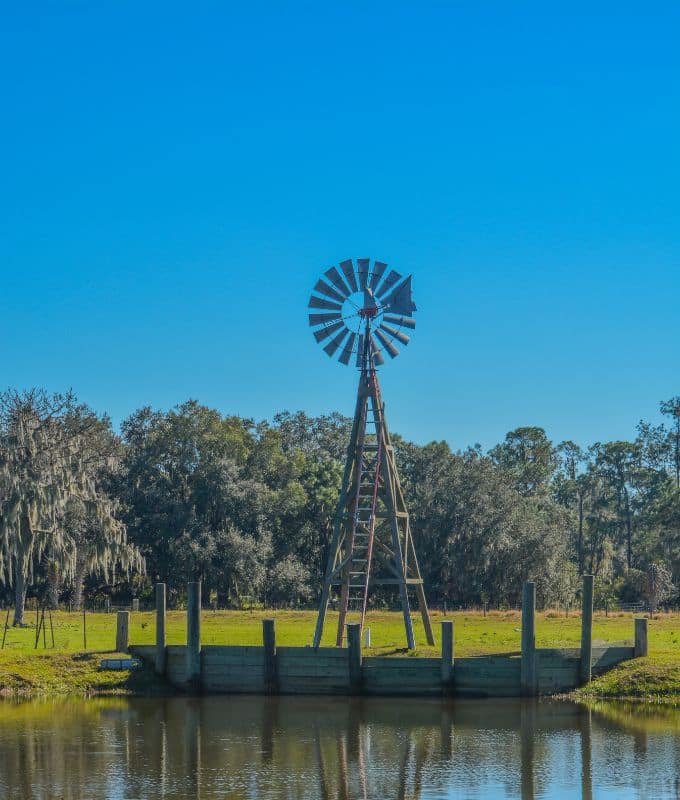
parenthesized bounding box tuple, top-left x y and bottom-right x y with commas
(1, 695, 680, 799)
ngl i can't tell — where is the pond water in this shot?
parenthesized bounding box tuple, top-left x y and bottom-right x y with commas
(1, 695, 679, 799)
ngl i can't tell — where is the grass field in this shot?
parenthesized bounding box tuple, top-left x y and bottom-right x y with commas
(1, 607, 678, 698)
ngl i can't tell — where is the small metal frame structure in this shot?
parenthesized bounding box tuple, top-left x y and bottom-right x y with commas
(309, 258, 434, 649)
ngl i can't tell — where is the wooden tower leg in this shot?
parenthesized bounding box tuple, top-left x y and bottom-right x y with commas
(313, 498, 346, 648)
(335, 583, 350, 647)
(399, 579, 416, 651)
(415, 584, 435, 647)
(408, 534, 435, 646)
(313, 587, 330, 649)
(379, 439, 416, 650)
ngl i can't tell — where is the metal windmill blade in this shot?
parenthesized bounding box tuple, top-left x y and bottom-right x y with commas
(383, 314, 416, 330)
(314, 278, 346, 304)
(369, 333, 386, 365)
(309, 312, 343, 327)
(369, 261, 387, 291)
(324, 266, 352, 298)
(379, 322, 410, 346)
(375, 269, 403, 300)
(340, 259, 359, 293)
(314, 320, 346, 343)
(374, 328, 400, 358)
(357, 258, 370, 291)
(308, 295, 343, 311)
(323, 328, 349, 358)
(338, 332, 356, 365)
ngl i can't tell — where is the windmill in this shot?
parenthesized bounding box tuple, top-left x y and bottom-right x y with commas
(309, 258, 435, 650)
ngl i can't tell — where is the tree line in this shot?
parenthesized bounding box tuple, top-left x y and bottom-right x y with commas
(1, 387, 679, 625)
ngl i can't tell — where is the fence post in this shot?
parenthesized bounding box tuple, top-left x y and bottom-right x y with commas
(579, 574, 594, 684)
(634, 617, 648, 657)
(263, 619, 277, 693)
(116, 610, 130, 653)
(521, 581, 537, 696)
(186, 581, 202, 691)
(132, 598, 140, 612)
(347, 623, 362, 694)
(155, 582, 167, 675)
(441, 620, 454, 691)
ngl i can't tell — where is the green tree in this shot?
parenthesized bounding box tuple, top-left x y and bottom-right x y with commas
(63, 496, 143, 611)
(399, 440, 571, 608)
(490, 427, 557, 497)
(639, 562, 675, 613)
(0, 389, 136, 624)
(554, 441, 589, 573)
(590, 441, 644, 570)
(115, 401, 260, 590)
(265, 555, 312, 607)
(660, 397, 680, 488)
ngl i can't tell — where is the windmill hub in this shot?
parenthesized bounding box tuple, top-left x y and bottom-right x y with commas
(358, 288, 379, 319)
(309, 258, 434, 650)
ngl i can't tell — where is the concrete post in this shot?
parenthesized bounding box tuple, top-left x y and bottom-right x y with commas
(347, 623, 362, 694)
(579, 574, 594, 684)
(116, 610, 129, 653)
(132, 598, 140, 612)
(634, 617, 648, 657)
(155, 582, 167, 675)
(186, 581, 202, 690)
(441, 620, 454, 689)
(521, 581, 537, 696)
(263, 618, 277, 693)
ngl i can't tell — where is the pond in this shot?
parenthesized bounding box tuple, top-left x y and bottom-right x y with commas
(1, 695, 679, 799)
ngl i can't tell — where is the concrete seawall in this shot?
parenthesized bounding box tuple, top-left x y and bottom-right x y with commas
(124, 578, 645, 698)
(130, 641, 636, 697)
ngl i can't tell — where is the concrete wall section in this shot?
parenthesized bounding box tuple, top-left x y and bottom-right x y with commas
(130, 643, 635, 696)
(362, 656, 441, 696)
(166, 645, 188, 686)
(590, 645, 635, 676)
(201, 646, 266, 693)
(455, 656, 522, 697)
(536, 649, 580, 693)
(277, 646, 350, 694)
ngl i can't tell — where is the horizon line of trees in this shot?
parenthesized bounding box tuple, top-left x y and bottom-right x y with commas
(1, 387, 679, 625)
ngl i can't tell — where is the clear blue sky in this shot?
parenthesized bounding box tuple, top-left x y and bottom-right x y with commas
(1, 3, 678, 450)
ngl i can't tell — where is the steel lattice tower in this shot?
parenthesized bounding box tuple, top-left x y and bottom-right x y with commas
(308, 258, 434, 649)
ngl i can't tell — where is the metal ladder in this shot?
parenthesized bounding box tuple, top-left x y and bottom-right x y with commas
(342, 403, 383, 632)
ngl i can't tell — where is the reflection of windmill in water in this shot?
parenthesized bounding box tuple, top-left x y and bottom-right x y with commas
(313, 709, 437, 800)
(309, 258, 434, 649)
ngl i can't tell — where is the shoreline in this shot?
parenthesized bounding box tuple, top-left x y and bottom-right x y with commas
(2, 649, 680, 705)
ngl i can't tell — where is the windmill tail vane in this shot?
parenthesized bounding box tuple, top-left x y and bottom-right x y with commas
(309, 258, 434, 650)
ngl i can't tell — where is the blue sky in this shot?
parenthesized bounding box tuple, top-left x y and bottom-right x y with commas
(1, 3, 678, 450)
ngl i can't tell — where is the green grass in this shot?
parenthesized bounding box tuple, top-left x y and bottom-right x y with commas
(577, 654, 680, 703)
(1, 607, 677, 698)
(0, 650, 161, 697)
